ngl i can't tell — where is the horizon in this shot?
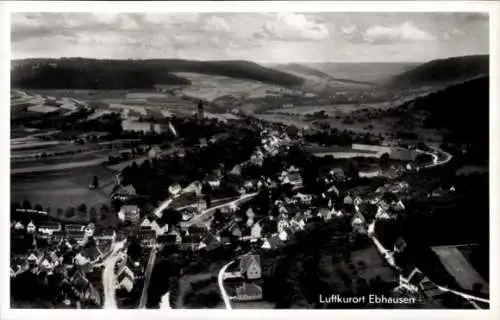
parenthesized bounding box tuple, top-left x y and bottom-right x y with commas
(11, 12, 489, 63)
(10, 53, 488, 65)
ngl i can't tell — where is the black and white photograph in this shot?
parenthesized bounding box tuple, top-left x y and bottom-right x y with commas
(3, 0, 498, 314)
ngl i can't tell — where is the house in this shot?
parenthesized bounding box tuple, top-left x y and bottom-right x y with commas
(37, 223, 62, 236)
(67, 230, 87, 245)
(140, 216, 153, 228)
(343, 195, 353, 205)
(84, 224, 95, 237)
(26, 221, 36, 234)
(13, 221, 25, 230)
(182, 181, 203, 196)
(27, 252, 41, 264)
(351, 213, 366, 227)
(250, 222, 262, 239)
(168, 183, 182, 196)
(94, 229, 115, 241)
(148, 145, 162, 159)
(354, 196, 363, 206)
(52, 230, 66, 242)
(112, 184, 137, 200)
(138, 229, 157, 248)
(117, 266, 136, 292)
(168, 229, 182, 245)
(151, 219, 169, 236)
(198, 232, 221, 251)
(262, 235, 285, 250)
(66, 224, 85, 232)
(240, 254, 262, 280)
(74, 252, 90, 266)
(235, 282, 263, 301)
(294, 193, 312, 204)
(206, 176, 221, 188)
(393, 237, 407, 253)
(277, 219, 290, 233)
(278, 230, 288, 241)
(117, 205, 140, 223)
(394, 200, 405, 211)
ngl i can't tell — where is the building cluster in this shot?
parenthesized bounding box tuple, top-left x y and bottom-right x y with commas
(10, 219, 116, 307)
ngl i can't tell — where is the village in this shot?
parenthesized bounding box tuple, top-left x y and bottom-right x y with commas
(10, 113, 489, 310)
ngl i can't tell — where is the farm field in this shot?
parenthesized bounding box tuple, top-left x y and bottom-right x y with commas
(11, 165, 116, 210)
(431, 246, 489, 294)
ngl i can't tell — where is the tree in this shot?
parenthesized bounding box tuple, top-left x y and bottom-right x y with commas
(379, 152, 390, 169)
(34, 204, 43, 212)
(162, 209, 182, 228)
(56, 208, 64, 218)
(11, 201, 21, 212)
(45, 207, 51, 215)
(77, 203, 88, 214)
(99, 204, 110, 220)
(22, 200, 32, 210)
(89, 206, 98, 222)
(345, 160, 360, 180)
(65, 207, 76, 219)
(92, 175, 99, 188)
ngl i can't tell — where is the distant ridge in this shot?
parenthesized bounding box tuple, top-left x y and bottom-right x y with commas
(275, 63, 376, 86)
(386, 55, 489, 88)
(11, 58, 305, 89)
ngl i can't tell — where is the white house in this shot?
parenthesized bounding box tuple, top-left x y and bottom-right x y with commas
(261, 238, 272, 250)
(151, 220, 169, 236)
(343, 195, 353, 205)
(140, 217, 153, 228)
(168, 183, 182, 196)
(277, 219, 290, 233)
(84, 224, 95, 237)
(14, 222, 25, 230)
(74, 253, 90, 266)
(38, 223, 62, 236)
(27, 221, 36, 234)
(278, 230, 288, 241)
(251, 222, 262, 238)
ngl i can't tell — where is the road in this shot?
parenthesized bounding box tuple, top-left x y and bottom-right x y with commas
(217, 261, 236, 310)
(102, 240, 126, 309)
(417, 147, 453, 169)
(160, 292, 172, 309)
(138, 247, 159, 309)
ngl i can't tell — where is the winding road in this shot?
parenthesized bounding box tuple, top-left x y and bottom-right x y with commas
(218, 261, 236, 310)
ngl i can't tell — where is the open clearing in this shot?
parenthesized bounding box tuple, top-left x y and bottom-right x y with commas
(431, 246, 489, 294)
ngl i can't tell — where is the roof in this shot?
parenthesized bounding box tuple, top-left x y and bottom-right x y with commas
(157, 234, 177, 244)
(67, 230, 86, 238)
(267, 235, 285, 249)
(38, 223, 60, 230)
(139, 230, 157, 241)
(65, 224, 84, 231)
(240, 254, 261, 273)
(120, 205, 139, 212)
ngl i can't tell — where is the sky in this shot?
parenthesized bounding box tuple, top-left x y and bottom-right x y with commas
(11, 12, 489, 63)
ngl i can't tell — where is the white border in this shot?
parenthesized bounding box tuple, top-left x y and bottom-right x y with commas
(1, 2, 499, 320)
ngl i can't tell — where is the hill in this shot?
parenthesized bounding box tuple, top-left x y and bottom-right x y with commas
(11, 58, 305, 90)
(386, 55, 489, 88)
(275, 63, 377, 87)
(399, 75, 488, 144)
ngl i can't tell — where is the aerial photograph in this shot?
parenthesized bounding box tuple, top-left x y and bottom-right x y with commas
(9, 10, 490, 310)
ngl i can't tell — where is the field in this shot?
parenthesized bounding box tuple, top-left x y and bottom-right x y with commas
(11, 166, 115, 210)
(174, 72, 282, 102)
(431, 246, 489, 294)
